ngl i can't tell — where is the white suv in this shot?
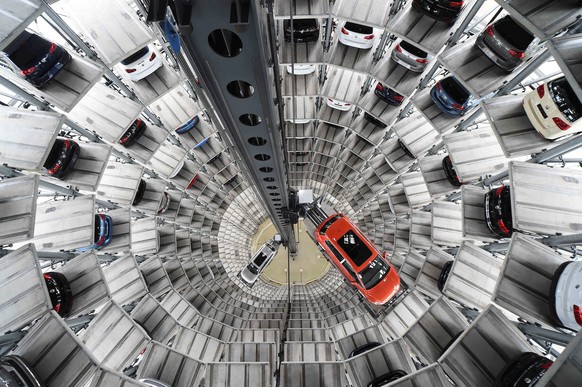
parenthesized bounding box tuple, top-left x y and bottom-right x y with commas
(523, 76, 582, 140)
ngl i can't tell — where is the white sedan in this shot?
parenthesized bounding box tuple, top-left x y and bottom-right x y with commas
(326, 98, 352, 111)
(119, 46, 163, 82)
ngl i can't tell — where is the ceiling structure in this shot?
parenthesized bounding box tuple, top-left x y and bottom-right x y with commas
(0, 0, 581, 386)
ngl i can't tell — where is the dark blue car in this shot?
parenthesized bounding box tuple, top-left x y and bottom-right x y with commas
(175, 115, 200, 134)
(374, 82, 404, 106)
(430, 76, 475, 116)
(3, 30, 71, 88)
(76, 214, 113, 252)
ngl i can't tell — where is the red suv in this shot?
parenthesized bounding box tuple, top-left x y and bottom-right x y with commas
(315, 214, 401, 305)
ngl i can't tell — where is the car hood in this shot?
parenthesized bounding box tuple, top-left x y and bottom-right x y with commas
(362, 266, 401, 305)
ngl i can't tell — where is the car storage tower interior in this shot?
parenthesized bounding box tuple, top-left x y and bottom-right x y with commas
(0, 0, 581, 386)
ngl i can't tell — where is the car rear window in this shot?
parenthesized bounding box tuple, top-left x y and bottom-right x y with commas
(494, 16, 534, 50)
(44, 139, 64, 168)
(359, 256, 389, 290)
(549, 77, 582, 122)
(338, 230, 372, 266)
(121, 46, 149, 65)
(246, 263, 259, 275)
(6, 32, 51, 69)
(399, 40, 428, 58)
(441, 77, 470, 104)
(290, 18, 318, 28)
(344, 22, 373, 35)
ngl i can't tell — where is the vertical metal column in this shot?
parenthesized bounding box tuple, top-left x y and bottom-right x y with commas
(174, 0, 297, 252)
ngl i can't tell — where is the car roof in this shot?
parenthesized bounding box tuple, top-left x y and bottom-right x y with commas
(320, 215, 378, 268)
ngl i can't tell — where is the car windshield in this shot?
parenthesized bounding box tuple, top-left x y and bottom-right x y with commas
(494, 16, 534, 50)
(338, 230, 373, 266)
(345, 22, 373, 34)
(5, 32, 51, 68)
(121, 47, 149, 65)
(358, 255, 389, 290)
(441, 77, 470, 104)
(246, 263, 259, 275)
(319, 214, 342, 235)
(549, 78, 582, 122)
(399, 40, 427, 58)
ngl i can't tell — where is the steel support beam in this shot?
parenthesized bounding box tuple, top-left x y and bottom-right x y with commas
(174, 0, 296, 252)
(518, 323, 574, 347)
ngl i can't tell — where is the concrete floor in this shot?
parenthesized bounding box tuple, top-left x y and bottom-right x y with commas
(251, 219, 330, 285)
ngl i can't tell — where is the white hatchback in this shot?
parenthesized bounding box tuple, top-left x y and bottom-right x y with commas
(286, 64, 316, 75)
(523, 76, 582, 140)
(337, 21, 375, 49)
(239, 236, 281, 286)
(326, 98, 352, 111)
(119, 46, 163, 81)
(551, 260, 582, 331)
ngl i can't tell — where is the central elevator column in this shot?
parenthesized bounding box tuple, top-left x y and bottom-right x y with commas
(173, 0, 296, 253)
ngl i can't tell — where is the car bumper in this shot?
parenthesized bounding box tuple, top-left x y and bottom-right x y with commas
(338, 34, 374, 50)
(430, 86, 463, 116)
(326, 100, 351, 111)
(475, 34, 520, 72)
(411, 1, 460, 23)
(391, 52, 426, 73)
(286, 64, 316, 75)
(126, 59, 163, 81)
(522, 92, 564, 140)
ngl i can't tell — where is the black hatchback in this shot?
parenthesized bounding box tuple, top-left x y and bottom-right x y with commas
(484, 185, 513, 238)
(44, 271, 73, 317)
(412, 0, 464, 24)
(119, 118, 147, 147)
(442, 155, 461, 187)
(494, 352, 552, 387)
(3, 30, 71, 88)
(43, 138, 81, 180)
(284, 18, 320, 43)
(374, 82, 404, 106)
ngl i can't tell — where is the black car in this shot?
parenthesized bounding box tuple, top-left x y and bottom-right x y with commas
(348, 342, 381, 358)
(283, 18, 320, 43)
(43, 271, 73, 317)
(412, 0, 464, 24)
(484, 185, 513, 238)
(364, 112, 388, 128)
(442, 155, 461, 187)
(476, 16, 536, 72)
(374, 82, 404, 106)
(438, 260, 454, 292)
(367, 370, 407, 387)
(0, 355, 44, 387)
(43, 138, 81, 180)
(3, 30, 71, 88)
(133, 179, 146, 206)
(398, 139, 415, 158)
(494, 352, 552, 387)
(119, 118, 147, 147)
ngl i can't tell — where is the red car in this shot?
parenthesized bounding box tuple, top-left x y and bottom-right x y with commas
(315, 214, 401, 305)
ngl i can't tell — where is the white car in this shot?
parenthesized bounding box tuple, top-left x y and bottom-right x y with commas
(326, 98, 352, 111)
(523, 76, 582, 140)
(139, 379, 172, 387)
(286, 64, 316, 75)
(239, 235, 281, 286)
(338, 21, 375, 49)
(551, 260, 582, 331)
(286, 118, 312, 124)
(119, 46, 163, 81)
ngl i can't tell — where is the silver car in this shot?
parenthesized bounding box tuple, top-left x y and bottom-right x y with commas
(476, 15, 536, 72)
(391, 39, 430, 72)
(239, 235, 281, 286)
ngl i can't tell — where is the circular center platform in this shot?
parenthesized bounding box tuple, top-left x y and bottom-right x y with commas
(251, 219, 330, 285)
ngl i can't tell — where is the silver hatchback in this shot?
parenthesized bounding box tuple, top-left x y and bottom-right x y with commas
(476, 15, 536, 72)
(390, 39, 430, 72)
